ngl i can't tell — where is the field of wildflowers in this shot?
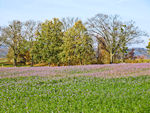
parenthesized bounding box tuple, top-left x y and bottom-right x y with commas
(0, 63, 150, 112)
(0, 63, 150, 78)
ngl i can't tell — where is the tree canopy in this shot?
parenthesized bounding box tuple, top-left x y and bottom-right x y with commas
(60, 20, 95, 65)
(87, 14, 147, 63)
(34, 18, 63, 66)
(0, 14, 148, 66)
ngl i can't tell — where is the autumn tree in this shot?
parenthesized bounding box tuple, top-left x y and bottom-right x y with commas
(97, 38, 110, 64)
(60, 20, 95, 65)
(147, 39, 150, 55)
(127, 48, 136, 60)
(0, 20, 25, 66)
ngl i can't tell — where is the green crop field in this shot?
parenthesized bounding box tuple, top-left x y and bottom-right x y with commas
(1, 75, 150, 113)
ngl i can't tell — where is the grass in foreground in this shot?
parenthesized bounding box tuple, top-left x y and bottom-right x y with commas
(0, 76, 150, 113)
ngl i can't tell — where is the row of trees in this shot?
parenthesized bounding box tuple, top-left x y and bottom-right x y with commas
(0, 14, 148, 66)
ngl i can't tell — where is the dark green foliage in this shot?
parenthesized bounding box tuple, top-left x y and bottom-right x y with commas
(34, 18, 63, 65)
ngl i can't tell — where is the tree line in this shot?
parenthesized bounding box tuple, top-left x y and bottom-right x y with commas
(0, 14, 148, 66)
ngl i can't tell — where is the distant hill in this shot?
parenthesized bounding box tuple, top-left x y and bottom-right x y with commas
(0, 46, 8, 58)
(129, 48, 150, 59)
(0, 46, 150, 59)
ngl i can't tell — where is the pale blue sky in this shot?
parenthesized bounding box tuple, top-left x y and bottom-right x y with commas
(0, 0, 150, 48)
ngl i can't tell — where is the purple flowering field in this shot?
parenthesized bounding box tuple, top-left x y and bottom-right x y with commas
(1, 63, 150, 112)
(0, 63, 150, 78)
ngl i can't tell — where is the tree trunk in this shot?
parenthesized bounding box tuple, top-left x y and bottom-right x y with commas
(31, 55, 34, 67)
(48, 63, 50, 67)
(68, 60, 70, 66)
(122, 54, 125, 63)
(110, 53, 113, 64)
(80, 58, 82, 65)
(97, 43, 100, 63)
(14, 54, 17, 67)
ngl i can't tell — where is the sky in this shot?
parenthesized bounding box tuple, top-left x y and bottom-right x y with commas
(0, 0, 150, 48)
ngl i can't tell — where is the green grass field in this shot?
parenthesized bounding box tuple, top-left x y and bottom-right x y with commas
(0, 58, 15, 67)
(1, 76, 150, 113)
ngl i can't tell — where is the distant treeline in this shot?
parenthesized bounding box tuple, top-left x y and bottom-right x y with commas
(0, 13, 149, 66)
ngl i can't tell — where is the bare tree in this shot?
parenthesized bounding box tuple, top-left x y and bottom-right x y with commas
(24, 20, 41, 66)
(87, 14, 147, 63)
(61, 17, 79, 31)
(0, 20, 24, 66)
(0, 26, 6, 47)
